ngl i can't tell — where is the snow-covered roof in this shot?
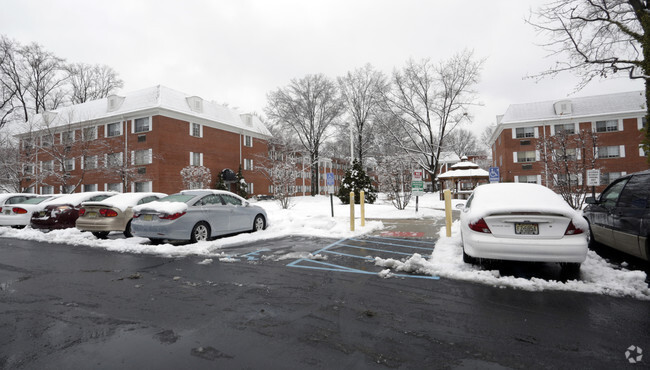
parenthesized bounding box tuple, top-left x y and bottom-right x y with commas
(500, 90, 645, 125)
(24, 85, 271, 138)
(437, 168, 489, 179)
(438, 152, 461, 164)
(450, 160, 479, 169)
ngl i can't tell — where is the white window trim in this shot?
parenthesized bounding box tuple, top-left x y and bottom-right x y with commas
(60, 130, 76, 145)
(638, 117, 646, 130)
(131, 116, 153, 134)
(640, 144, 647, 157)
(105, 121, 123, 137)
(189, 152, 203, 166)
(620, 145, 626, 158)
(82, 126, 98, 140)
(189, 122, 203, 138)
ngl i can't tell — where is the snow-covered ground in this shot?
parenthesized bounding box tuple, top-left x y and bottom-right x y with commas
(1, 192, 648, 300)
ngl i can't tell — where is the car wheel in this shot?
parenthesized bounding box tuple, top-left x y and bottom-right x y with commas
(462, 248, 479, 265)
(584, 218, 596, 250)
(252, 214, 266, 232)
(123, 220, 133, 238)
(92, 231, 110, 239)
(190, 222, 210, 243)
(560, 262, 581, 277)
(149, 238, 163, 245)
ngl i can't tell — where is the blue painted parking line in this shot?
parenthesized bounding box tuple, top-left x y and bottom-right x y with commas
(240, 248, 271, 261)
(363, 235, 437, 246)
(287, 237, 439, 280)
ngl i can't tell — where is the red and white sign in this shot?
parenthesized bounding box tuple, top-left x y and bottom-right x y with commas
(380, 231, 424, 238)
(413, 170, 423, 181)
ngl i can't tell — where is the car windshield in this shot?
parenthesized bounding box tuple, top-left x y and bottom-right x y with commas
(20, 197, 51, 205)
(159, 194, 195, 203)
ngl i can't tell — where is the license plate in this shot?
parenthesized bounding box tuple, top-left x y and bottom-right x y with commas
(515, 223, 539, 235)
(86, 212, 98, 218)
(4, 210, 10, 215)
(143, 214, 154, 221)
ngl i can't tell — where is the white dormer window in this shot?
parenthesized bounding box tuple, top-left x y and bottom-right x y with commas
(186, 96, 203, 113)
(241, 113, 254, 127)
(553, 100, 572, 115)
(107, 95, 125, 112)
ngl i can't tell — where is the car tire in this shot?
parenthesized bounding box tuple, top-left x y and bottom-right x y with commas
(149, 238, 163, 245)
(462, 247, 479, 265)
(584, 218, 596, 250)
(252, 214, 266, 232)
(92, 231, 110, 239)
(560, 262, 581, 277)
(123, 220, 133, 238)
(190, 222, 210, 243)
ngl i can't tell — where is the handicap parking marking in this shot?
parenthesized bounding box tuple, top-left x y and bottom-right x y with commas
(287, 237, 440, 280)
(240, 248, 271, 261)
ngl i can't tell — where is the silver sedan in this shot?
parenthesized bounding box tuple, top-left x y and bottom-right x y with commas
(131, 189, 268, 243)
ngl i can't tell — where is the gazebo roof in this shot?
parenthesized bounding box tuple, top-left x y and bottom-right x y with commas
(437, 168, 489, 179)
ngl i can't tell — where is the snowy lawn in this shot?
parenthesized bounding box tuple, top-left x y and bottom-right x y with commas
(1, 192, 648, 300)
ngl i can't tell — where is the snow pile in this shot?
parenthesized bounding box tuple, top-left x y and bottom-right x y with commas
(132, 201, 188, 214)
(375, 221, 650, 300)
(83, 192, 166, 212)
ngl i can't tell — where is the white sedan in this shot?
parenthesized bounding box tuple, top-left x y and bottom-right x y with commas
(0, 195, 61, 229)
(458, 183, 588, 272)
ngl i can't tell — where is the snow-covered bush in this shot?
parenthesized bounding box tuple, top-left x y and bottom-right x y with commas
(180, 165, 211, 190)
(337, 160, 377, 204)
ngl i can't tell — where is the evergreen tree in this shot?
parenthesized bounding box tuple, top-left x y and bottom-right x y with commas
(236, 165, 248, 198)
(214, 172, 227, 190)
(337, 160, 377, 204)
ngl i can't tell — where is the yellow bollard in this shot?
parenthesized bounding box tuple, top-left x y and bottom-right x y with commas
(360, 191, 365, 227)
(444, 189, 452, 237)
(350, 191, 355, 231)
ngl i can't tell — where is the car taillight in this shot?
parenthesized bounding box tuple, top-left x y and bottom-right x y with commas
(55, 205, 72, 214)
(468, 218, 492, 233)
(12, 207, 28, 214)
(99, 208, 118, 217)
(159, 212, 186, 220)
(564, 221, 584, 235)
(79, 208, 86, 216)
(133, 212, 140, 218)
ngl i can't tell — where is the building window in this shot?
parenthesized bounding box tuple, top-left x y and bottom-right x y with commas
(516, 151, 536, 163)
(520, 140, 531, 146)
(596, 120, 618, 132)
(190, 123, 202, 138)
(23, 164, 35, 175)
(41, 160, 54, 172)
(83, 126, 97, 140)
(515, 127, 535, 138)
(517, 175, 538, 184)
(138, 135, 146, 142)
(556, 148, 577, 161)
(22, 138, 34, 151)
(137, 167, 146, 174)
(61, 131, 75, 144)
(190, 152, 203, 166)
(556, 174, 580, 186)
(554, 123, 575, 135)
(63, 158, 75, 171)
(135, 181, 152, 192)
(41, 185, 54, 195)
(106, 152, 123, 167)
(521, 164, 533, 170)
(134, 149, 152, 165)
(107, 183, 122, 192)
(106, 122, 122, 137)
(134, 117, 150, 133)
(84, 155, 98, 170)
(244, 135, 253, 147)
(41, 135, 53, 147)
(597, 146, 622, 158)
(62, 185, 75, 194)
(83, 184, 97, 192)
(600, 172, 623, 185)
(244, 158, 254, 170)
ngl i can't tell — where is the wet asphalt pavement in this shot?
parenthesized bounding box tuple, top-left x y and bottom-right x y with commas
(0, 226, 649, 369)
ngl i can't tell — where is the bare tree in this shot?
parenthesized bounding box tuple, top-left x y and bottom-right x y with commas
(379, 50, 484, 190)
(338, 64, 387, 166)
(537, 128, 599, 209)
(444, 128, 482, 158)
(377, 154, 414, 210)
(0, 132, 20, 192)
(255, 134, 301, 209)
(66, 63, 124, 104)
(180, 165, 212, 190)
(529, 0, 650, 161)
(20, 43, 67, 114)
(266, 74, 344, 196)
(0, 37, 17, 129)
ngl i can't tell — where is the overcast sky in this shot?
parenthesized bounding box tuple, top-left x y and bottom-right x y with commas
(1, 0, 643, 134)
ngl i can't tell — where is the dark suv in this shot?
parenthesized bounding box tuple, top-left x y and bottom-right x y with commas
(583, 169, 650, 261)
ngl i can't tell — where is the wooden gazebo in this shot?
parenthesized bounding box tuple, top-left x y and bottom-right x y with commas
(437, 157, 489, 200)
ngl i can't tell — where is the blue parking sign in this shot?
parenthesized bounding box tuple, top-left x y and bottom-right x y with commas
(489, 167, 500, 183)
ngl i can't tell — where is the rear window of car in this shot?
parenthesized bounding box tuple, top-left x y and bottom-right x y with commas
(617, 174, 650, 209)
(21, 197, 50, 204)
(5, 196, 33, 204)
(159, 195, 195, 203)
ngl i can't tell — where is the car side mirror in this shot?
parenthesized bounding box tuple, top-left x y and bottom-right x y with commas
(244, 201, 250, 207)
(585, 197, 597, 205)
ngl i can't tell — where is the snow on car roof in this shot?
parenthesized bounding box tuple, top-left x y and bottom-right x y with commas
(41, 192, 118, 207)
(133, 200, 188, 214)
(83, 192, 167, 212)
(467, 183, 587, 228)
(180, 189, 247, 202)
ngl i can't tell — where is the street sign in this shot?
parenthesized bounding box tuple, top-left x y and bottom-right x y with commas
(586, 169, 601, 186)
(489, 167, 500, 183)
(326, 172, 335, 194)
(412, 170, 424, 196)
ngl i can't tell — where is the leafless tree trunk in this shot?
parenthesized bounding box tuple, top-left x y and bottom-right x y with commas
(379, 50, 484, 191)
(338, 64, 387, 166)
(20, 43, 67, 114)
(529, 0, 650, 162)
(266, 74, 344, 196)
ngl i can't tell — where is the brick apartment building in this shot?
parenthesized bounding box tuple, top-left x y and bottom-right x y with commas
(18, 86, 273, 196)
(489, 90, 649, 191)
